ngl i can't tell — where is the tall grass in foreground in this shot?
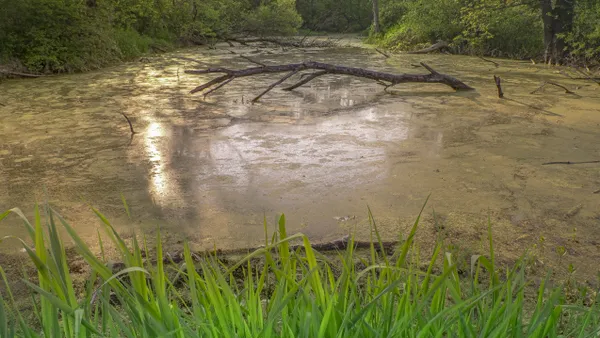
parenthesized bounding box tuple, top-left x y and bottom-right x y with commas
(0, 202, 599, 337)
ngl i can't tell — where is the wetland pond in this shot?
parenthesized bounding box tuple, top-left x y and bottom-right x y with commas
(1, 41, 599, 279)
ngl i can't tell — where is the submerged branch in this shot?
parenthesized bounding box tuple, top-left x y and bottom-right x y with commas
(542, 160, 600, 165)
(531, 81, 576, 95)
(478, 56, 500, 68)
(0, 70, 43, 78)
(121, 113, 136, 135)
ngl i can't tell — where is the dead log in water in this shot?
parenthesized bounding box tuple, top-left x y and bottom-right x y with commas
(185, 61, 473, 102)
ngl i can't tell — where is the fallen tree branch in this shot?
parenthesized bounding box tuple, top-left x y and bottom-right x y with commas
(0, 70, 43, 78)
(185, 61, 473, 100)
(375, 48, 390, 58)
(478, 56, 499, 68)
(227, 37, 337, 48)
(542, 160, 600, 165)
(530, 81, 576, 94)
(408, 41, 449, 54)
(150, 235, 399, 267)
(253, 69, 299, 102)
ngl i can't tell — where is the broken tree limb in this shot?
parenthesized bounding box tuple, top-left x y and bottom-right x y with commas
(530, 81, 576, 95)
(252, 69, 300, 102)
(282, 70, 328, 91)
(185, 61, 473, 100)
(0, 70, 43, 78)
(542, 160, 600, 165)
(478, 56, 499, 68)
(375, 48, 390, 58)
(408, 41, 449, 54)
(493, 75, 504, 98)
(136, 235, 400, 267)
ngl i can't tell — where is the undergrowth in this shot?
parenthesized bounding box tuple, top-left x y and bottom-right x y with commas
(0, 199, 598, 337)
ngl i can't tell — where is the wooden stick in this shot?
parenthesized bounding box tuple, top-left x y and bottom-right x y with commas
(375, 48, 390, 58)
(252, 69, 300, 102)
(0, 70, 43, 78)
(494, 75, 504, 98)
(408, 41, 449, 54)
(530, 81, 576, 94)
(121, 113, 136, 135)
(173, 56, 204, 66)
(204, 76, 236, 98)
(542, 160, 600, 165)
(282, 71, 328, 91)
(478, 56, 499, 68)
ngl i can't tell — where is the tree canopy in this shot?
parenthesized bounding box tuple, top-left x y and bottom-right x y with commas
(1, 0, 598, 73)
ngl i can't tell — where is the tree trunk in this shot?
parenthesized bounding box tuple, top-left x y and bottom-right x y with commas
(540, 0, 576, 64)
(553, 0, 575, 62)
(540, 0, 554, 63)
(372, 0, 381, 33)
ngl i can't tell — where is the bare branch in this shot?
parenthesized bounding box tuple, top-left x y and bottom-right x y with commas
(239, 55, 266, 67)
(530, 81, 576, 94)
(0, 70, 43, 78)
(282, 71, 328, 91)
(375, 48, 390, 58)
(253, 69, 300, 102)
(408, 41, 449, 54)
(190, 74, 231, 94)
(186, 61, 474, 99)
(478, 56, 500, 68)
(121, 113, 136, 135)
(204, 76, 236, 98)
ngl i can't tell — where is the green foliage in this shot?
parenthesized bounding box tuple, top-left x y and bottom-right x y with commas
(0, 0, 302, 73)
(244, 0, 303, 36)
(0, 202, 599, 336)
(563, 0, 600, 61)
(295, 0, 371, 32)
(456, 2, 544, 58)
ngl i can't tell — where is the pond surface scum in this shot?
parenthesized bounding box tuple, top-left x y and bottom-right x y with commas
(1, 41, 599, 280)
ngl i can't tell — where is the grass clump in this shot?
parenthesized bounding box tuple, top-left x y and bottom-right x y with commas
(0, 200, 599, 337)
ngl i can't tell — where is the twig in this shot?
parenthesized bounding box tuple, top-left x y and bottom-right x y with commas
(203, 76, 236, 98)
(0, 70, 43, 78)
(282, 71, 328, 91)
(238, 54, 266, 67)
(494, 75, 504, 98)
(593, 189, 600, 194)
(252, 69, 299, 102)
(121, 113, 136, 135)
(542, 160, 600, 165)
(478, 56, 499, 68)
(530, 81, 576, 94)
(375, 48, 390, 58)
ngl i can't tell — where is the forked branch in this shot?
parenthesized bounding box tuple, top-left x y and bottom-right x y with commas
(185, 61, 473, 102)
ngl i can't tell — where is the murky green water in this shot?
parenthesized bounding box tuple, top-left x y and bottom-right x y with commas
(1, 41, 599, 276)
